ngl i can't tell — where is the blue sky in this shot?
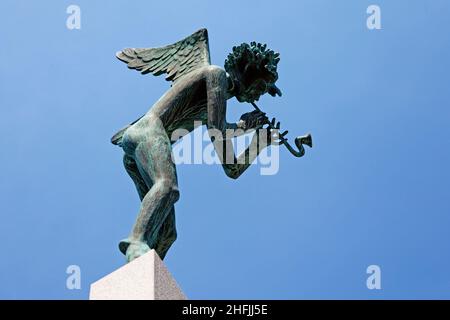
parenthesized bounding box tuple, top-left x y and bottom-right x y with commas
(1, 0, 449, 299)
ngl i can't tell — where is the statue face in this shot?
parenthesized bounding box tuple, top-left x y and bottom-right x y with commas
(236, 78, 268, 103)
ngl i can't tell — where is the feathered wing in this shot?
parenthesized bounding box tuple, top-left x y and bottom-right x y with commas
(111, 29, 211, 145)
(116, 28, 211, 83)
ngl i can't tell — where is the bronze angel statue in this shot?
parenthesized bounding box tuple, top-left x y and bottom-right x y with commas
(112, 28, 312, 262)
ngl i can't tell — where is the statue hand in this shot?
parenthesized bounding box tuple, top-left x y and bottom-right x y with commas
(239, 110, 269, 130)
(257, 118, 288, 147)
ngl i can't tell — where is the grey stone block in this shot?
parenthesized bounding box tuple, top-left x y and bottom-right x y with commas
(90, 250, 186, 300)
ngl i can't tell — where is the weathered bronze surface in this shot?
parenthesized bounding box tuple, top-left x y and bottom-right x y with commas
(112, 29, 311, 262)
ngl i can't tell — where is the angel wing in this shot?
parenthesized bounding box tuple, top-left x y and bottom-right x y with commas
(111, 29, 211, 145)
(116, 28, 211, 83)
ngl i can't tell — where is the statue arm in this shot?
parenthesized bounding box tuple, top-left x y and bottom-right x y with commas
(222, 121, 256, 139)
(205, 66, 268, 179)
(220, 137, 266, 179)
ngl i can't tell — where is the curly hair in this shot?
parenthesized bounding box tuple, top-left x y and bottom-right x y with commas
(224, 42, 282, 97)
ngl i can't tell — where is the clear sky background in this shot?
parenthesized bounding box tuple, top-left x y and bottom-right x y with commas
(1, 0, 449, 299)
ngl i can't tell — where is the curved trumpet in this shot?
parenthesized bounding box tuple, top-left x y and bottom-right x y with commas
(251, 102, 312, 158)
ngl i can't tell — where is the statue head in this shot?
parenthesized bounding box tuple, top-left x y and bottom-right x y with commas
(225, 42, 282, 103)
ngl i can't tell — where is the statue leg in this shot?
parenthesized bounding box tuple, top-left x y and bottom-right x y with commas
(120, 119, 180, 262)
(123, 154, 149, 201)
(122, 154, 177, 259)
(152, 206, 177, 260)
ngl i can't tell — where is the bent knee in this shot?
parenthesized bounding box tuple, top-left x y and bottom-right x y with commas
(155, 180, 180, 203)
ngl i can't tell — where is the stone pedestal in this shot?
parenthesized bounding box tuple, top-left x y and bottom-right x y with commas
(89, 250, 186, 300)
